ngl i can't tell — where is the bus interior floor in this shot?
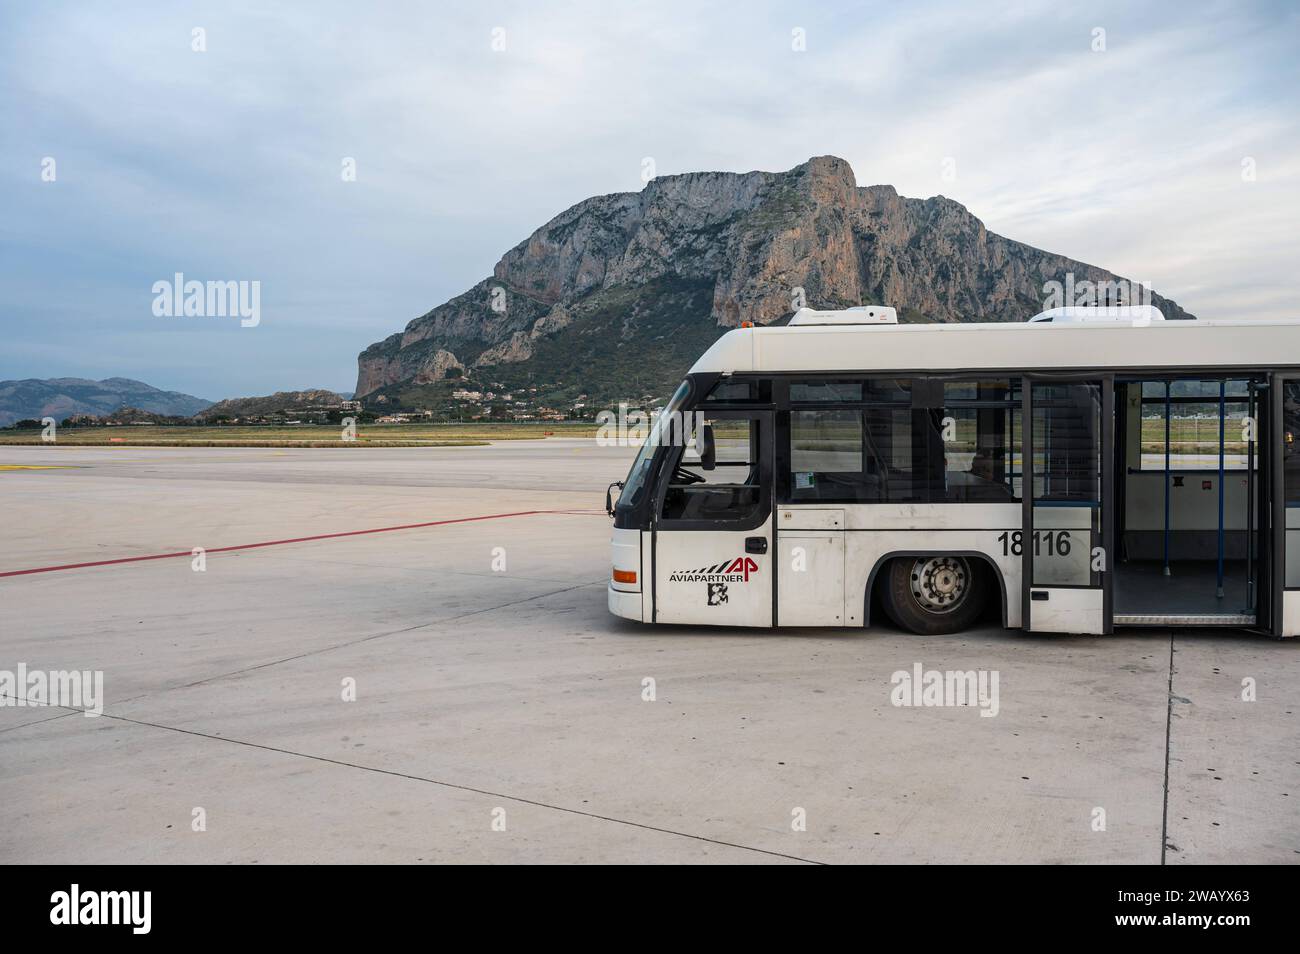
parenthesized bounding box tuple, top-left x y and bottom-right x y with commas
(1114, 559, 1255, 621)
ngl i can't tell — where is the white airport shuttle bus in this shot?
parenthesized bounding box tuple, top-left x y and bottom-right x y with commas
(607, 306, 1300, 636)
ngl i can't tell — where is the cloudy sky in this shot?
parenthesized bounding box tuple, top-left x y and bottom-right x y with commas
(2, 0, 1297, 399)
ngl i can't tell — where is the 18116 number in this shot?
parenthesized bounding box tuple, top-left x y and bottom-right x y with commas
(997, 530, 1072, 557)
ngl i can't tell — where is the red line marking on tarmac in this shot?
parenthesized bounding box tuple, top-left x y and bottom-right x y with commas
(0, 509, 604, 579)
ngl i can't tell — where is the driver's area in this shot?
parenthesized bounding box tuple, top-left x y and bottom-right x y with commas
(661, 416, 764, 523)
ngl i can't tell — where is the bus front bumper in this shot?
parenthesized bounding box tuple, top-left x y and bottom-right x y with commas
(608, 583, 643, 622)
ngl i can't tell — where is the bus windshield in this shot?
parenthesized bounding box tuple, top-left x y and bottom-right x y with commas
(618, 379, 691, 509)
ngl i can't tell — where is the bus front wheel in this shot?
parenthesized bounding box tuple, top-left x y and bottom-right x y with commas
(881, 556, 986, 635)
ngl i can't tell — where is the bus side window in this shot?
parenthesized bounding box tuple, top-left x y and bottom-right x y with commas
(660, 416, 763, 522)
(785, 378, 914, 502)
(939, 379, 1021, 503)
(704, 378, 769, 403)
(788, 408, 875, 501)
(782, 377, 1021, 504)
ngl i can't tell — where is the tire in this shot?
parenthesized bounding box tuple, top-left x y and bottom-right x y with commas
(881, 555, 987, 635)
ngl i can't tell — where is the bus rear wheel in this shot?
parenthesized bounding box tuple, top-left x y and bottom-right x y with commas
(882, 556, 986, 635)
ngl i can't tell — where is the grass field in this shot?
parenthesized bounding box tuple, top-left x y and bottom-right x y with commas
(0, 422, 601, 447)
(0, 416, 1249, 453)
(784, 417, 1251, 457)
(1139, 417, 1249, 455)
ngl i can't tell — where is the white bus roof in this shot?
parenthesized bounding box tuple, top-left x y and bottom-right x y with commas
(689, 318, 1300, 376)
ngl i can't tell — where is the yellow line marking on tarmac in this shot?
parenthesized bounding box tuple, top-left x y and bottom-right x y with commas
(0, 464, 84, 471)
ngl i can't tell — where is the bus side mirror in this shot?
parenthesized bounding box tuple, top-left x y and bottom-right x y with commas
(700, 424, 716, 471)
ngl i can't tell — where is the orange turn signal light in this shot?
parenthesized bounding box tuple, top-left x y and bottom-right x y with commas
(612, 569, 637, 584)
(740, 320, 754, 328)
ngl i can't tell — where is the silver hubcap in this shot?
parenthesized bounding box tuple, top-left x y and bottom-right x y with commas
(909, 557, 970, 614)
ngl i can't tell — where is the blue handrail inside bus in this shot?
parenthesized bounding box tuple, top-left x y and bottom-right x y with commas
(1170, 382, 1180, 574)
(1217, 380, 1226, 599)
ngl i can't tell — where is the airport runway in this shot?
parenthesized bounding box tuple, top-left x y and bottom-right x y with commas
(1, 443, 1296, 863)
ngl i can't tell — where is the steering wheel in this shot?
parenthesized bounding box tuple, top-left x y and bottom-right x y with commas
(673, 465, 706, 485)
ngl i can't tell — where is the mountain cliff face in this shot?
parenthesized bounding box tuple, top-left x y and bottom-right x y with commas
(356, 156, 1192, 404)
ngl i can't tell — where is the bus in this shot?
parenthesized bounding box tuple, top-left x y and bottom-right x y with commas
(607, 305, 1300, 636)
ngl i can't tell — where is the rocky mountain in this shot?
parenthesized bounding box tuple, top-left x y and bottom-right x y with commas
(356, 155, 1193, 407)
(0, 377, 212, 428)
(193, 389, 346, 422)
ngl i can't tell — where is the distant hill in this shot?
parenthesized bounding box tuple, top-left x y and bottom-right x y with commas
(194, 389, 346, 422)
(0, 377, 212, 427)
(63, 407, 194, 426)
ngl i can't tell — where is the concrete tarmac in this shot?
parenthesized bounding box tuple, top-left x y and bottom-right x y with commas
(1, 444, 1296, 863)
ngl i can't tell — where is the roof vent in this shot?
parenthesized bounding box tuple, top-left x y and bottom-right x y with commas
(789, 306, 898, 326)
(1027, 305, 1167, 324)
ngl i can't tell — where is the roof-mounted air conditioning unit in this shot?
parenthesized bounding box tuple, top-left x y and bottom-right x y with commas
(788, 306, 898, 326)
(1027, 305, 1168, 323)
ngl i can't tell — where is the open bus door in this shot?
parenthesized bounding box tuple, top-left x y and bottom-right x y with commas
(1269, 375, 1300, 636)
(1238, 377, 1276, 636)
(1021, 377, 1114, 634)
